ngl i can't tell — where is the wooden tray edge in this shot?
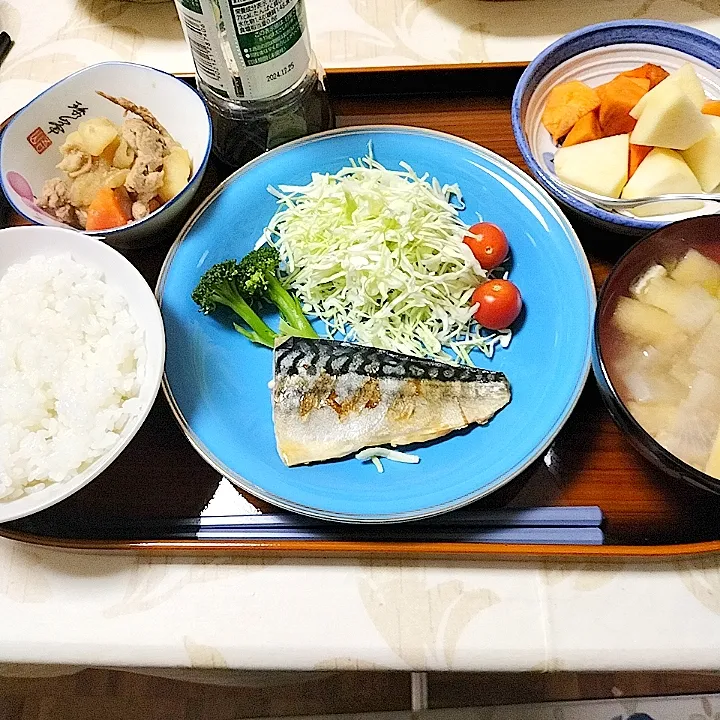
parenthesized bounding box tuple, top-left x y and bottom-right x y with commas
(2, 527, 720, 560)
(171, 61, 530, 80)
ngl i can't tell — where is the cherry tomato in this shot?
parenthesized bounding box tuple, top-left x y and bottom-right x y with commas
(463, 222, 509, 270)
(471, 279, 522, 330)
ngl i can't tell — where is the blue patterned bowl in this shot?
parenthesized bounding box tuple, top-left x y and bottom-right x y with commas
(511, 21, 720, 237)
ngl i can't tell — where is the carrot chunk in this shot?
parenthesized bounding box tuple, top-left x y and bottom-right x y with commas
(541, 81, 601, 143)
(563, 110, 604, 147)
(85, 187, 133, 231)
(702, 100, 720, 117)
(597, 75, 650, 136)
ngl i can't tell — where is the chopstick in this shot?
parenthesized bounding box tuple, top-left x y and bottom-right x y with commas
(188, 527, 603, 545)
(177, 506, 604, 545)
(183, 505, 603, 529)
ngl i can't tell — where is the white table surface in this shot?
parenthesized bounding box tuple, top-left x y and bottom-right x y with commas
(3, 0, 720, 673)
(3, 0, 720, 118)
(2, 541, 720, 671)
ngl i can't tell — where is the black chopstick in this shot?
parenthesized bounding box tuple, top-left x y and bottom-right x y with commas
(0, 33, 13, 69)
(123, 506, 603, 530)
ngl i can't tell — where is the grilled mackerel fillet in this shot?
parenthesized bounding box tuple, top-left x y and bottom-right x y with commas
(272, 337, 511, 466)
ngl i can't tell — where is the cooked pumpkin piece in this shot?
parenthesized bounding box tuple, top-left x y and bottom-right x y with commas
(620, 63, 670, 89)
(541, 80, 601, 143)
(563, 110, 604, 147)
(629, 143, 653, 178)
(703, 99, 720, 117)
(597, 75, 650, 136)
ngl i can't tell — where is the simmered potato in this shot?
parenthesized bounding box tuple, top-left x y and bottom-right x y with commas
(99, 137, 121, 166)
(77, 117, 119, 156)
(59, 131, 83, 153)
(112, 139, 135, 170)
(159, 147, 192, 202)
(106, 168, 129, 189)
(67, 161, 125, 206)
(69, 170, 109, 207)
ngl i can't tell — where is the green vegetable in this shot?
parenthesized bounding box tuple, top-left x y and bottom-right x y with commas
(262, 148, 511, 364)
(236, 245, 317, 340)
(191, 249, 317, 347)
(191, 260, 277, 348)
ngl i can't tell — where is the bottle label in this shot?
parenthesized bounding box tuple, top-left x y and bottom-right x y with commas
(176, 0, 311, 101)
(175, 0, 234, 98)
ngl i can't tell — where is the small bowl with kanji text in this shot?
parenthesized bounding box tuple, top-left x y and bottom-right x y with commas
(0, 62, 211, 249)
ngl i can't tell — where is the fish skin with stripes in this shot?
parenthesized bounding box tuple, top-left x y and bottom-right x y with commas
(272, 336, 511, 466)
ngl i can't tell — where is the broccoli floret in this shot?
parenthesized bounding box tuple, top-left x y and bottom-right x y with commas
(191, 260, 278, 348)
(236, 246, 318, 339)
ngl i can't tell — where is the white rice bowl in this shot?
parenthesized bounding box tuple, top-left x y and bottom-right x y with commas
(0, 255, 146, 499)
(0, 226, 164, 522)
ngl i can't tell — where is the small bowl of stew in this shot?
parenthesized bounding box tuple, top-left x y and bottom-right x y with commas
(0, 62, 211, 249)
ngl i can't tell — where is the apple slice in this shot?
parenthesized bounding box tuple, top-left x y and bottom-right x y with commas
(682, 116, 720, 192)
(674, 62, 710, 109)
(621, 148, 703, 216)
(630, 62, 707, 119)
(554, 133, 629, 198)
(630, 81, 712, 150)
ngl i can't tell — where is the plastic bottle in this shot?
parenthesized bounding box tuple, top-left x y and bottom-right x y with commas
(174, 0, 333, 168)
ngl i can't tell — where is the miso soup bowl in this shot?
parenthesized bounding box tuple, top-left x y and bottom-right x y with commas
(592, 215, 720, 495)
(0, 62, 212, 250)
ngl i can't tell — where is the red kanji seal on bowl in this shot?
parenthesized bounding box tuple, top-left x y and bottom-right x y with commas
(26, 127, 52, 155)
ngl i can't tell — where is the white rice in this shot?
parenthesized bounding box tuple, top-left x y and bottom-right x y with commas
(0, 254, 146, 501)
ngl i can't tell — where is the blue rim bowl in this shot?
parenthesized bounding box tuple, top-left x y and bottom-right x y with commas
(512, 20, 720, 238)
(0, 62, 212, 249)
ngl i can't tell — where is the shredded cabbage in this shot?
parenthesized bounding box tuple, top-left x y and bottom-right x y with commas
(356, 447, 421, 473)
(260, 148, 513, 364)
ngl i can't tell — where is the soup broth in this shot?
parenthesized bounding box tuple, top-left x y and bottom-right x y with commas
(609, 246, 720, 478)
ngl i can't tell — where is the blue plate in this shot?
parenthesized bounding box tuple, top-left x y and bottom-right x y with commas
(157, 126, 595, 523)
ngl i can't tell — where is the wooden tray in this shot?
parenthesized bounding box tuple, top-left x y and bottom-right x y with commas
(4, 66, 720, 559)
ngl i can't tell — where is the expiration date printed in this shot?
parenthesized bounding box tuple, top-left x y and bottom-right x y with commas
(267, 61, 294, 82)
